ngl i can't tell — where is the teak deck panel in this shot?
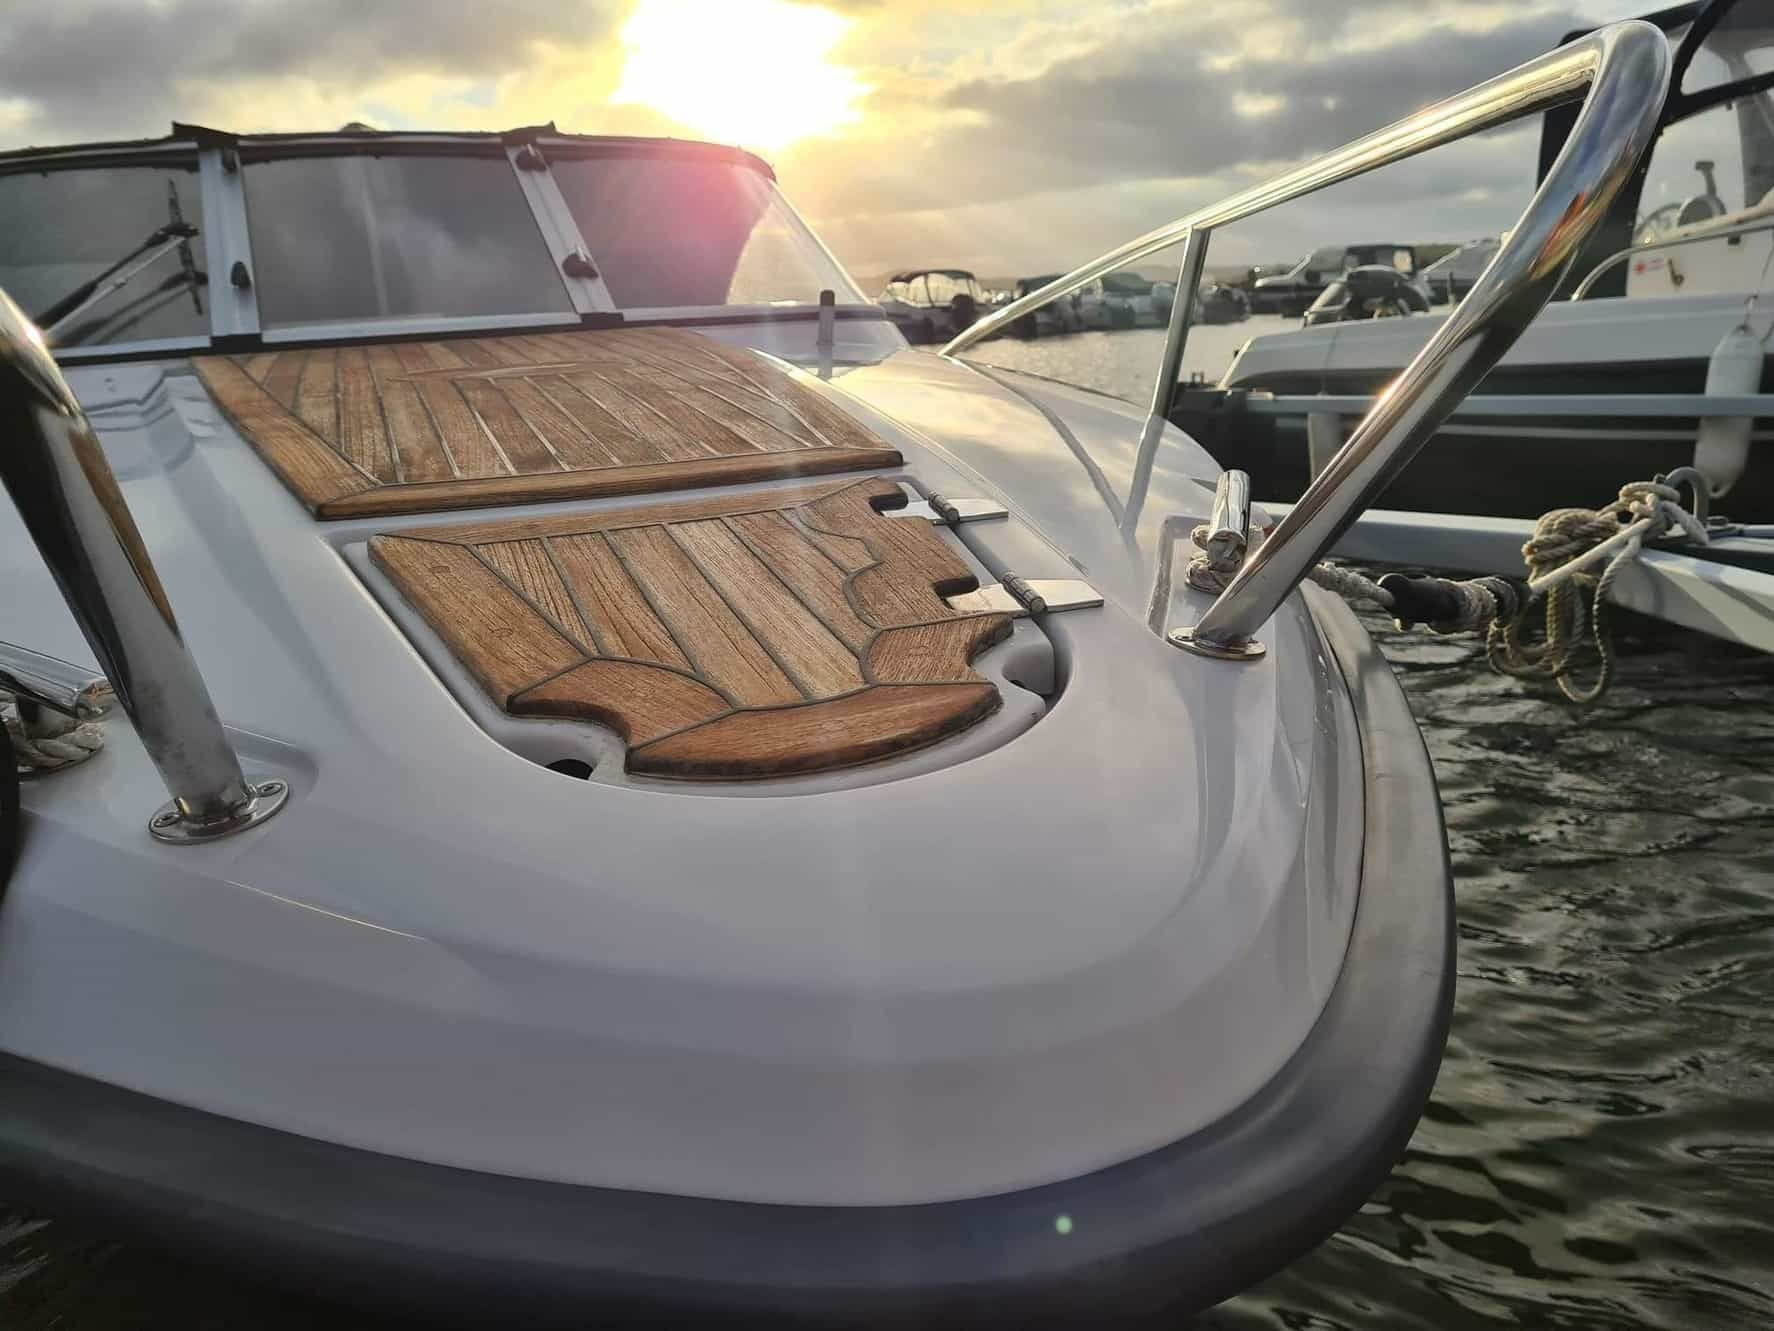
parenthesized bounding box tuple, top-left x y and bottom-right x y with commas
(194, 328, 901, 519)
(370, 478, 1011, 780)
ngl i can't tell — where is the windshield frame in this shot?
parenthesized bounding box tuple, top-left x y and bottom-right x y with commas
(0, 129, 883, 363)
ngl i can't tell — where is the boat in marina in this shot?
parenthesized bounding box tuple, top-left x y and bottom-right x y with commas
(0, 20, 1669, 1329)
(1009, 273, 1086, 336)
(874, 268, 998, 343)
(1210, 0, 1774, 526)
(1248, 241, 1431, 316)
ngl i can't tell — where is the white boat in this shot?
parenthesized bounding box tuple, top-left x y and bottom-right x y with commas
(0, 22, 1668, 1328)
(874, 268, 995, 343)
(1249, 242, 1433, 316)
(1213, 0, 1774, 522)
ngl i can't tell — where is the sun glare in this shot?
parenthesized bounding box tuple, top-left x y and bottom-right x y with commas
(613, 0, 866, 151)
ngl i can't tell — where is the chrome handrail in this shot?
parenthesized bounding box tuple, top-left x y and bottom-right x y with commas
(945, 20, 1668, 656)
(0, 642, 112, 719)
(1571, 212, 1774, 299)
(0, 289, 287, 840)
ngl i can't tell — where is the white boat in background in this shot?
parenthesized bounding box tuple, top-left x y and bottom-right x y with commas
(874, 268, 997, 343)
(0, 18, 1675, 1330)
(1249, 242, 1433, 315)
(1211, 0, 1774, 524)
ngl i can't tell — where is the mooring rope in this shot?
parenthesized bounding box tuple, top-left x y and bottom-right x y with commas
(1192, 518, 1516, 636)
(1, 689, 105, 773)
(1191, 475, 1706, 705)
(1488, 478, 1708, 703)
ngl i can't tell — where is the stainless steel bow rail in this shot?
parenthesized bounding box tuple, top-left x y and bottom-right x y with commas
(946, 19, 1671, 659)
(0, 289, 286, 841)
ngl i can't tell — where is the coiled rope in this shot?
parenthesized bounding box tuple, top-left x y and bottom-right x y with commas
(1486, 477, 1708, 703)
(2, 689, 105, 773)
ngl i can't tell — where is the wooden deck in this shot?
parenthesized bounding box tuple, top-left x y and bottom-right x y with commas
(193, 328, 900, 519)
(370, 477, 1012, 780)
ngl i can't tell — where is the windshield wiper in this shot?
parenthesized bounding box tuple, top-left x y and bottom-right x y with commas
(34, 182, 203, 337)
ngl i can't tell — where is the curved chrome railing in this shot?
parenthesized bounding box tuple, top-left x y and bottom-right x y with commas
(0, 289, 287, 841)
(1571, 212, 1774, 299)
(945, 20, 1670, 657)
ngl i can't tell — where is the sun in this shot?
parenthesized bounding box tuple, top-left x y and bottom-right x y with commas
(612, 0, 867, 151)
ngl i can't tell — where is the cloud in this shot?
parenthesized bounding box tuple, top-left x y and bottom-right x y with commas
(0, 0, 1621, 278)
(0, 0, 620, 144)
(776, 0, 1586, 273)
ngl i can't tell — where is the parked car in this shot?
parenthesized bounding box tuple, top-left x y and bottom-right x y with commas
(1300, 264, 1432, 325)
(1421, 238, 1500, 303)
(1250, 243, 1430, 315)
(876, 269, 994, 343)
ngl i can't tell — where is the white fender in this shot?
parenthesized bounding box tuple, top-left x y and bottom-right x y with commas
(1694, 322, 1763, 496)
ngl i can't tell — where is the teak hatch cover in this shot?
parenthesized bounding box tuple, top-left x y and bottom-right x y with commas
(193, 328, 900, 519)
(370, 478, 1014, 780)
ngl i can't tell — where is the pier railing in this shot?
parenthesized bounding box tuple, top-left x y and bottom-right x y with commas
(944, 20, 1670, 657)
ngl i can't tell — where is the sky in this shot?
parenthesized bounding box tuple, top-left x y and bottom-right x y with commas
(0, 0, 1660, 284)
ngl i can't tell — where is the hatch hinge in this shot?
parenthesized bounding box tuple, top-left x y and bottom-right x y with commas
(886, 491, 1009, 525)
(945, 573, 1103, 618)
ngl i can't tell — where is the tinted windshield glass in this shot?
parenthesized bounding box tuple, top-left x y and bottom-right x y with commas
(0, 165, 208, 347)
(1300, 247, 1344, 274)
(1679, 7, 1774, 92)
(245, 154, 571, 328)
(1636, 93, 1774, 238)
(551, 155, 861, 309)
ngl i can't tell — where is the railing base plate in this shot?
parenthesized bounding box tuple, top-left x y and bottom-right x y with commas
(149, 779, 289, 844)
(1168, 627, 1267, 661)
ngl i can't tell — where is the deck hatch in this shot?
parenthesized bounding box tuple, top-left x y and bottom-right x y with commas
(192, 328, 900, 519)
(369, 477, 1014, 780)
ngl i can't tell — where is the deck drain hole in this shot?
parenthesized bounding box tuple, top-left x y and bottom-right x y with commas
(546, 758, 594, 780)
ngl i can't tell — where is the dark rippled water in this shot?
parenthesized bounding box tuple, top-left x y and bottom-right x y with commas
(1210, 612, 1774, 1331)
(6, 614, 1770, 1329)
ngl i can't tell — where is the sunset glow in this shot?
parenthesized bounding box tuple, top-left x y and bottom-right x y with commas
(613, 0, 866, 151)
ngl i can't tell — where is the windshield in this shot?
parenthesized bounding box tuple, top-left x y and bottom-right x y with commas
(6, 143, 869, 349)
(0, 165, 209, 348)
(1679, 5, 1774, 94)
(1644, 7, 1774, 226)
(244, 154, 573, 329)
(550, 155, 862, 309)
